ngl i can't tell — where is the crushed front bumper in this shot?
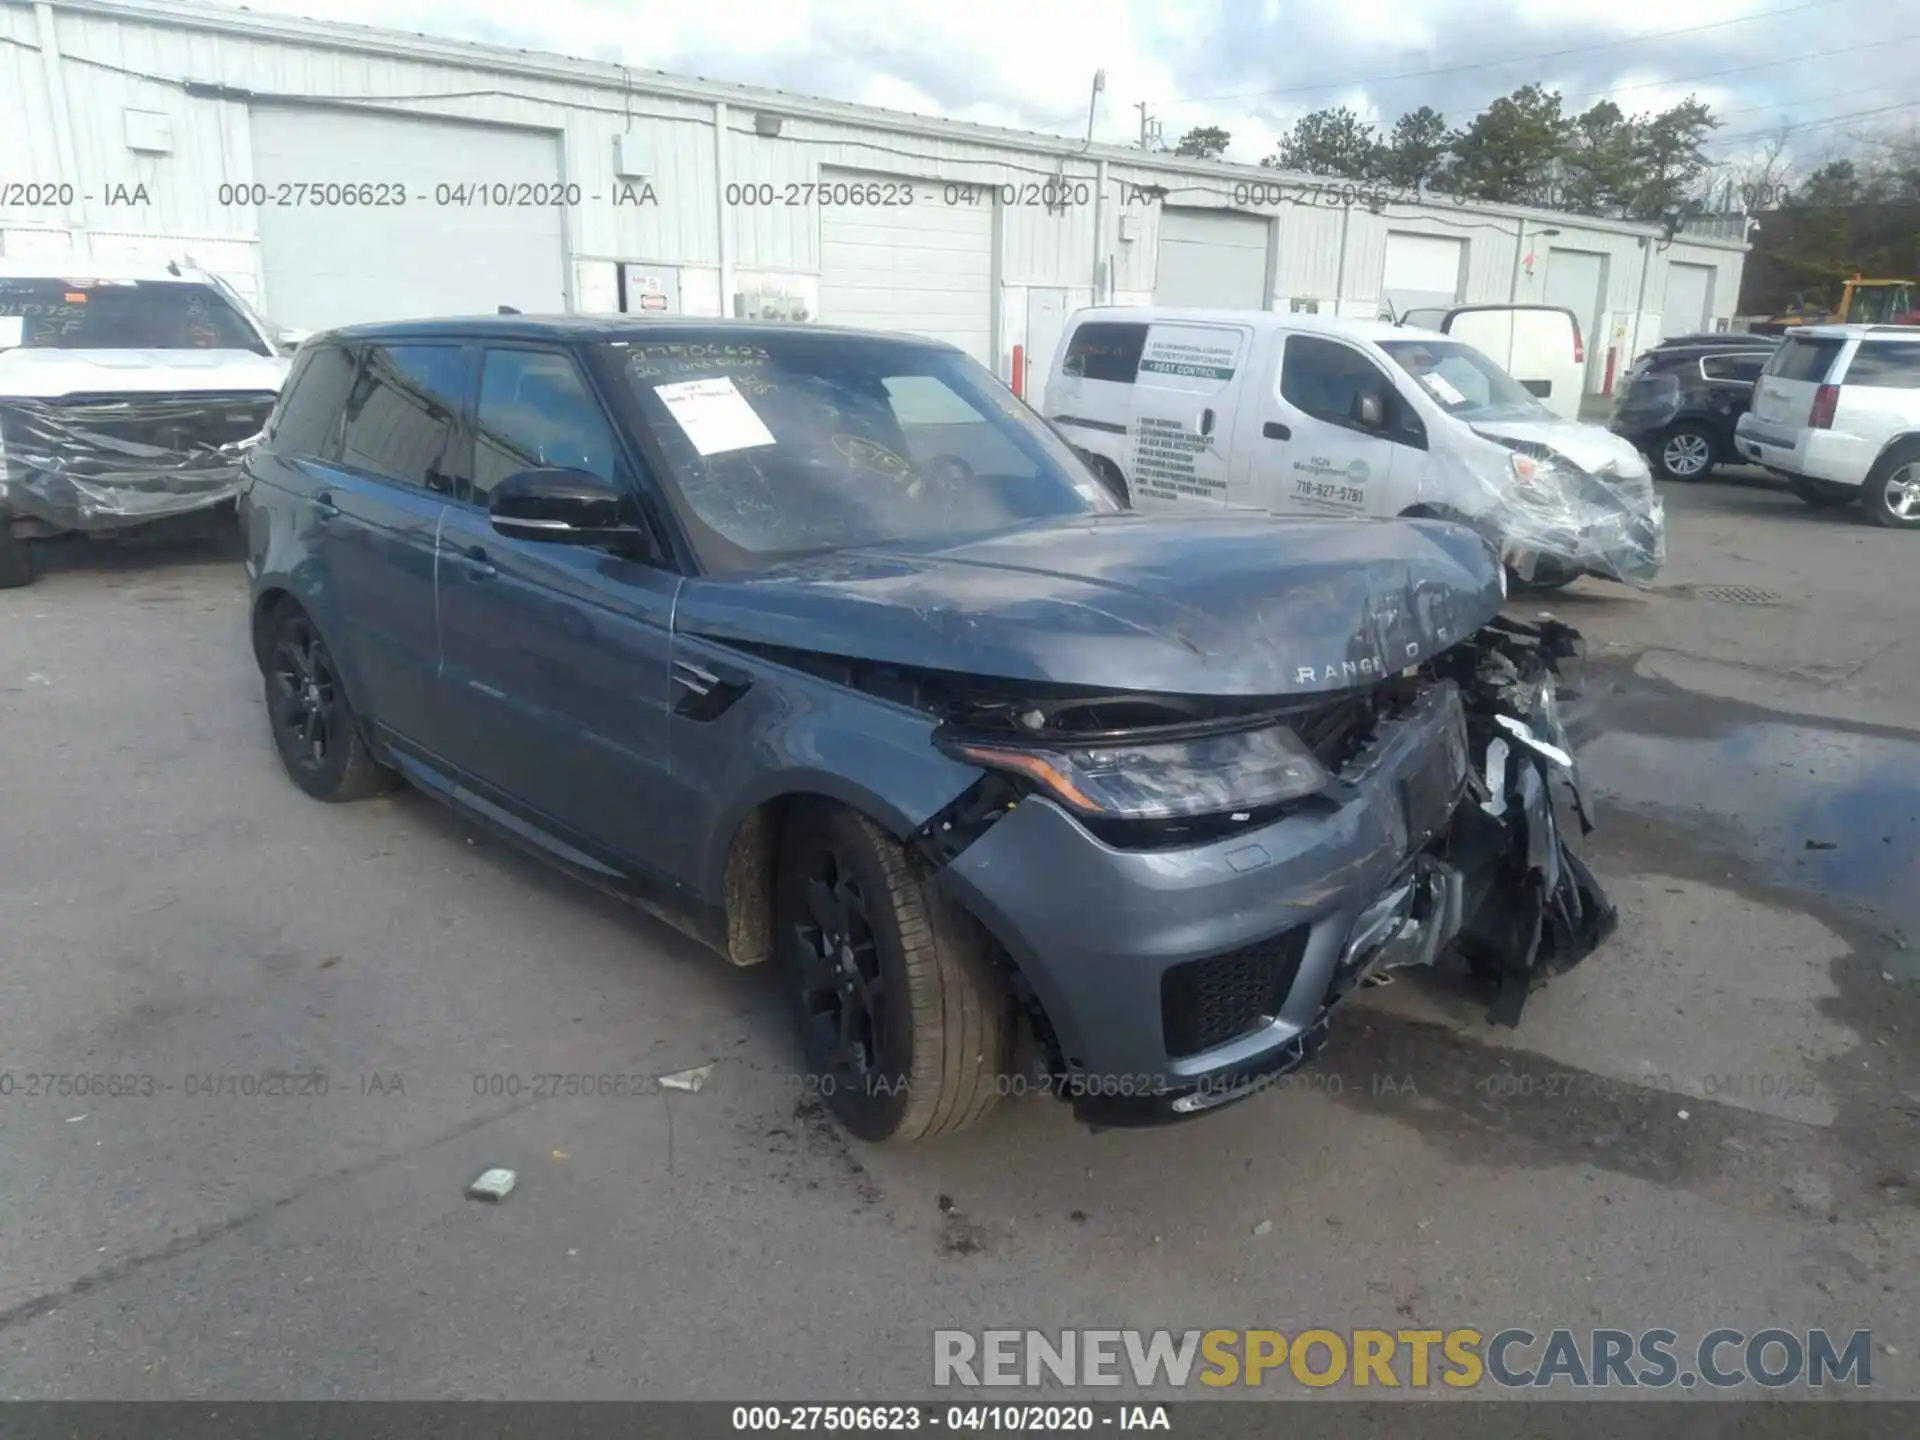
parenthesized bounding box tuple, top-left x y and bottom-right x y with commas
(0, 393, 271, 533)
(938, 618, 1616, 1127)
(939, 682, 1481, 1123)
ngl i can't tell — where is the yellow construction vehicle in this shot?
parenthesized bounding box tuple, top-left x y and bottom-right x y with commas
(1748, 276, 1919, 333)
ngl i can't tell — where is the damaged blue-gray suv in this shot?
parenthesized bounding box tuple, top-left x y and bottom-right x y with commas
(241, 317, 1616, 1141)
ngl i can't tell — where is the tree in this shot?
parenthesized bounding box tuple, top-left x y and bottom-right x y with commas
(1447, 83, 1569, 204)
(1267, 106, 1382, 179)
(1173, 125, 1232, 161)
(1623, 96, 1719, 222)
(1378, 107, 1450, 192)
(1558, 100, 1638, 216)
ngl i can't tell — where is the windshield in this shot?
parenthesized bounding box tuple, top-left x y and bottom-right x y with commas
(610, 334, 1120, 571)
(1844, 284, 1912, 325)
(0, 278, 269, 354)
(1378, 337, 1551, 421)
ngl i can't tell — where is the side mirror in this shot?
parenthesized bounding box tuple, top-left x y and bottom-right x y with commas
(488, 468, 646, 549)
(1351, 390, 1386, 430)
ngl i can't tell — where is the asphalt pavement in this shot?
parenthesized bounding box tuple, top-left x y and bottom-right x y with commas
(1, 471, 1915, 1401)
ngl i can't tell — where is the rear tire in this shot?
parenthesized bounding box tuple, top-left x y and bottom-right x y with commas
(775, 801, 1009, 1143)
(1790, 477, 1857, 510)
(0, 520, 35, 589)
(1654, 423, 1717, 482)
(262, 606, 395, 802)
(1862, 446, 1920, 529)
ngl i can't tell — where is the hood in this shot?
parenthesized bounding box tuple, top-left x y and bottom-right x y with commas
(678, 512, 1505, 698)
(1471, 417, 1651, 477)
(0, 347, 288, 399)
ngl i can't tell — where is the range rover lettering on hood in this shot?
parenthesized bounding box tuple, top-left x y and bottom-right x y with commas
(678, 512, 1506, 698)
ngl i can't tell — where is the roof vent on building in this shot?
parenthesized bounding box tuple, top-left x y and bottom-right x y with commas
(754, 112, 785, 138)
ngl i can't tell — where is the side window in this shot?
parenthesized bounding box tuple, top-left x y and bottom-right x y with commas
(1700, 354, 1766, 383)
(1281, 335, 1400, 431)
(1060, 322, 1148, 383)
(338, 344, 471, 493)
(265, 344, 355, 460)
(471, 348, 619, 503)
(1840, 342, 1920, 390)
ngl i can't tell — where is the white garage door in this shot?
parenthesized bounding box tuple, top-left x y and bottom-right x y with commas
(250, 107, 567, 332)
(1381, 232, 1464, 316)
(1662, 262, 1716, 338)
(817, 171, 993, 363)
(1155, 209, 1269, 309)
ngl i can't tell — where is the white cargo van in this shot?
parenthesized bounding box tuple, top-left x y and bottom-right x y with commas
(1043, 306, 1663, 586)
(1394, 304, 1587, 422)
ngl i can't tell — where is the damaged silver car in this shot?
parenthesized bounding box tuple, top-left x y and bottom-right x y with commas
(0, 260, 291, 588)
(241, 316, 1616, 1141)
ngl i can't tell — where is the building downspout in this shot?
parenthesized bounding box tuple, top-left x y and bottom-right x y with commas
(34, 2, 88, 239)
(1092, 157, 1109, 303)
(1631, 233, 1655, 350)
(713, 100, 735, 317)
(1333, 201, 1351, 315)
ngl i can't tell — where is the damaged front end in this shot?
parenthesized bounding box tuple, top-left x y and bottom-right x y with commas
(1398, 614, 1618, 1025)
(0, 392, 273, 533)
(905, 613, 1616, 1119)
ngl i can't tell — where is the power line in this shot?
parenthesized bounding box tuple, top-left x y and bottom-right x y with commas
(1704, 98, 1920, 149)
(1155, 0, 1847, 109)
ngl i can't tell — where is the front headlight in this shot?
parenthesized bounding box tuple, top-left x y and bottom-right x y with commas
(944, 723, 1331, 820)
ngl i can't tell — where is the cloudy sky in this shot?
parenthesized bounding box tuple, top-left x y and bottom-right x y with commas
(232, 0, 1916, 171)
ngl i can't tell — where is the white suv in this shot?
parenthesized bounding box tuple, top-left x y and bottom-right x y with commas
(1734, 324, 1920, 528)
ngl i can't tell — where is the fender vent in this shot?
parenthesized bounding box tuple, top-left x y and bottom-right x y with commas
(1161, 927, 1309, 1059)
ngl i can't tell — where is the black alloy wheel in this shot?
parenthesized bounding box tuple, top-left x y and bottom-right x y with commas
(261, 606, 393, 802)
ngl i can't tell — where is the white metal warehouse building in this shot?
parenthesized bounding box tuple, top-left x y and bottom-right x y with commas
(1, 0, 1747, 396)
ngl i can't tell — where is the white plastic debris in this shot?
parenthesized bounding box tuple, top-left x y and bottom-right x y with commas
(466, 1167, 518, 1202)
(658, 1064, 712, 1093)
(1677, 1110, 1690, 1121)
(1252, 1220, 1274, 1236)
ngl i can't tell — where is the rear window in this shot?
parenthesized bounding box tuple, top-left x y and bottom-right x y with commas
(1766, 336, 1845, 383)
(1840, 341, 1920, 389)
(0, 277, 268, 354)
(1060, 322, 1148, 384)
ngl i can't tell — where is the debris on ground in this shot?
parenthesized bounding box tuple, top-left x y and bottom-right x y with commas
(658, 1064, 712, 1093)
(466, 1167, 518, 1202)
(1253, 1220, 1274, 1236)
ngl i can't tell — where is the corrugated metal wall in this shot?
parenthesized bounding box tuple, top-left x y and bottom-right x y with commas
(1, 0, 1749, 385)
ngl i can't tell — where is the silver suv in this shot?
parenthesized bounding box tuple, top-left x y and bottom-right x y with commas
(1734, 324, 1920, 528)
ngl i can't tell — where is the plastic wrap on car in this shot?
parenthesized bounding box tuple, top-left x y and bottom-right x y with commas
(1430, 435, 1666, 588)
(0, 394, 267, 532)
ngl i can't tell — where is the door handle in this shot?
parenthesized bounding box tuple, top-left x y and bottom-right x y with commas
(457, 544, 496, 579)
(312, 490, 340, 519)
(1262, 421, 1291, 441)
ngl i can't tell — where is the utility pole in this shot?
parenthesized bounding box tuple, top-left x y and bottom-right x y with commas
(1135, 101, 1161, 152)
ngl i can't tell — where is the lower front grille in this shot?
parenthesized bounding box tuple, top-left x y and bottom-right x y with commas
(1161, 927, 1310, 1060)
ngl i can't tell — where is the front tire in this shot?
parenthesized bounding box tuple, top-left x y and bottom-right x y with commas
(1654, 424, 1716, 482)
(263, 607, 394, 802)
(775, 802, 1009, 1143)
(0, 520, 35, 589)
(1862, 446, 1920, 529)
